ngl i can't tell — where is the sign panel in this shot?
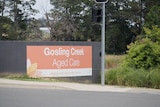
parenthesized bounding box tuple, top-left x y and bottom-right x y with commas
(27, 46, 92, 77)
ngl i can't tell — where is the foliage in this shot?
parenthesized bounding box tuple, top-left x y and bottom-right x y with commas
(105, 0, 142, 54)
(115, 67, 131, 85)
(145, 5, 160, 28)
(141, 0, 160, 20)
(124, 69, 147, 87)
(105, 67, 160, 89)
(0, 16, 14, 40)
(143, 26, 160, 43)
(0, 0, 159, 55)
(106, 67, 134, 86)
(123, 24, 160, 69)
(48, 0, 96, 41)
(25, 19, 43, 41)
(123, 38, 160, 69)
(105, 68, 118, 85)
(48, 0, 148, 53)
(105, 3, 160, 87)
(106, 0, 160, 54)
(147, 69, 160, 89)
(0, 0, 37, 40)
(106, 19, 130, 54)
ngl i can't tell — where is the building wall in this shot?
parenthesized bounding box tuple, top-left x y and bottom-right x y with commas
(0, 41, 101, 83)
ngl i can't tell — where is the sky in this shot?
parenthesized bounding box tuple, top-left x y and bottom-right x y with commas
(33, 0, 52, 19)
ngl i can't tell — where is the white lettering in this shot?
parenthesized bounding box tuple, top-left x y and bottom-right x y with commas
(71, 48, 84, 56)
(44, 48, 50, 55)
(44, 47, 70, 57)
(52, 59, 68, 68)
(69, 58, 80, 67)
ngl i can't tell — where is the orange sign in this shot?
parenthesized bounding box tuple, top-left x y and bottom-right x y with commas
(27, 46, 92, 77)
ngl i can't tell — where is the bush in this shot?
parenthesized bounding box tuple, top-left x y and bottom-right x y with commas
(123, 38, 160, 69)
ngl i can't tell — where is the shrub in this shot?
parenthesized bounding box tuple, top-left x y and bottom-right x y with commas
(123, 38, 160, 69)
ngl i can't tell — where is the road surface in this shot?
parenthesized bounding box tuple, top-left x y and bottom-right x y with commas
(0, 87, 160, 107)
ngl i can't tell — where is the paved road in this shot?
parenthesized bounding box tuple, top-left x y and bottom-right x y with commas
(0, 87, 160, 107)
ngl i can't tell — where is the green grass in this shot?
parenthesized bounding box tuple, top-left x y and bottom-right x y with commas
(124, 69, 147, 87)
(3, 75, 61, 82)
(105, 67, 160, 89)
(105, 55, 160, 89)
(147, 69, 160, 89)
(105, 68, 117, 85)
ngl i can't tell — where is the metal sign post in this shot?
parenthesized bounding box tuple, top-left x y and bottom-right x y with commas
(94, 0, 108, 86)
(101, 2, 105, 86)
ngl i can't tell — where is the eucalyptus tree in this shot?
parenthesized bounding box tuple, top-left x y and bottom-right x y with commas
(0, 0, 37, 40)
(0, 0, 6, 16)
(49, 0, 97, 41)
(105, 0, 141, 54)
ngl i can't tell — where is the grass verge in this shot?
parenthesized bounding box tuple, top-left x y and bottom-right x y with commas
(105, 67, 160, 89)
(1, 75, 61, 82)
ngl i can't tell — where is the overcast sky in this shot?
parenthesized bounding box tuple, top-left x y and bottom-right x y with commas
(33, 0, 52, 19)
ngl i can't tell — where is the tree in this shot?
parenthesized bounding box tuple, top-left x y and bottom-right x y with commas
(25, 18, 43, 41)
(49, 0, 78, 40)
(141, 5, 160, 43)
(49, 0, 98, 41)
(48, 0, 159, 54)
(105, 0, 141, 54)
(48, 0, 144, 54)
(140, 0, 160, 17)
(0, 0, 6, 16)
(0, 16, 14, 40)
(144, 5, 160, 28)
(122, 0, 160, 69)
(0, 0, 37, 40)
